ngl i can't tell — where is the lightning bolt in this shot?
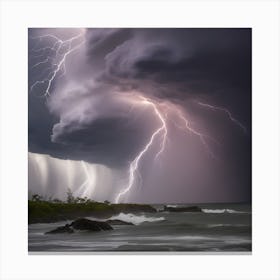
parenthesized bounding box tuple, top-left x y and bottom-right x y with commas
(115, 94, 248, 202)
(173, 106, 219, 159)
(29, 30, 85, 97)
(141, 97, 168, 161)
(197, 101, 247, 133)
(115, 96, 168, 203)
(29, 31, 93, 197)
(74, 161, 96, 198)
(114, 95, 220, 203)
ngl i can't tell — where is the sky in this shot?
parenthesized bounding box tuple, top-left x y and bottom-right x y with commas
(28, 28, 251, 204)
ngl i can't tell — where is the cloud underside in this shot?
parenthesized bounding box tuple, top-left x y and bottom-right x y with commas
(28, 28, 251, 168)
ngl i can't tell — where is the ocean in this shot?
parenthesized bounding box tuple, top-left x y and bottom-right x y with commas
(28, 203, 251, 253)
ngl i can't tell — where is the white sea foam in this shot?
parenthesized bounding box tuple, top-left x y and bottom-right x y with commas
(109, 213, 165, 225)
(226, 209, 246, 214)
(202, 209, 248, 214)
(166, 204, 178, 208)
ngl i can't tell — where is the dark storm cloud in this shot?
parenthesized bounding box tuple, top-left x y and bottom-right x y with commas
(50, 115, 156, 166)
(28, 28, 251, 201)
(28, 88, 154, 167)
(101, 28, 251, 94)
(93, 28, 251, 133)
(86, 28, 133, 62)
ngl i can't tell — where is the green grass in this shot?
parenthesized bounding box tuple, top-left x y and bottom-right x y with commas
(28, 200, 156, 224)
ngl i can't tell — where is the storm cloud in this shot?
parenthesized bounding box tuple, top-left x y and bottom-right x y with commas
(28, 28, 251, 203)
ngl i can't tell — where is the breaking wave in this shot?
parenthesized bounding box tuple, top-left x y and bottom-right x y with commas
(202, 209, 248, 214)
(109, 213, 165, 225)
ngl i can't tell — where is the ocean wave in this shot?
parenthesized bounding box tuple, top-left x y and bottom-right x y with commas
(202, 209, 248, 214)
(109, 213, 165, 225)
(207, 223, 248, 228)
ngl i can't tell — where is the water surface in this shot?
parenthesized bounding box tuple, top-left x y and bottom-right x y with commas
(28, 203, 251, 252)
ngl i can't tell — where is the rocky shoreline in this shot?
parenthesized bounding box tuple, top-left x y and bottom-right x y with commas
(29, 200, 203, 224)
(28, 200, 157, 224)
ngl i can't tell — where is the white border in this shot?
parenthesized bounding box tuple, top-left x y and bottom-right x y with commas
(1, 0, 279, 279)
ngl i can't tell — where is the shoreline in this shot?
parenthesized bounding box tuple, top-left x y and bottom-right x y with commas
(28, 200, 157, 224)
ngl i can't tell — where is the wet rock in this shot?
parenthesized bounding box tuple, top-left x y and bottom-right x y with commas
(45, 219, 113, 234)
(45, 224, 74, 234)
(70, 218, 113, 231)
(106, 219, 134, 226)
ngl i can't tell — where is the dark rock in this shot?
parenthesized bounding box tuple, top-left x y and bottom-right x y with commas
(106, 219, 134, 226)
(70, 218, 113, 231)
(163, 206, 202, 212)
(45, 219, 113, 234)
(45, 224, 74, 234)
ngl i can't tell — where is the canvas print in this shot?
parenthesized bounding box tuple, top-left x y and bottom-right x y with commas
(28, 28, 252, 252)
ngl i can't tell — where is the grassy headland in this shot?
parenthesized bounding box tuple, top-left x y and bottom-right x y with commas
(28, 197, 156, 224)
